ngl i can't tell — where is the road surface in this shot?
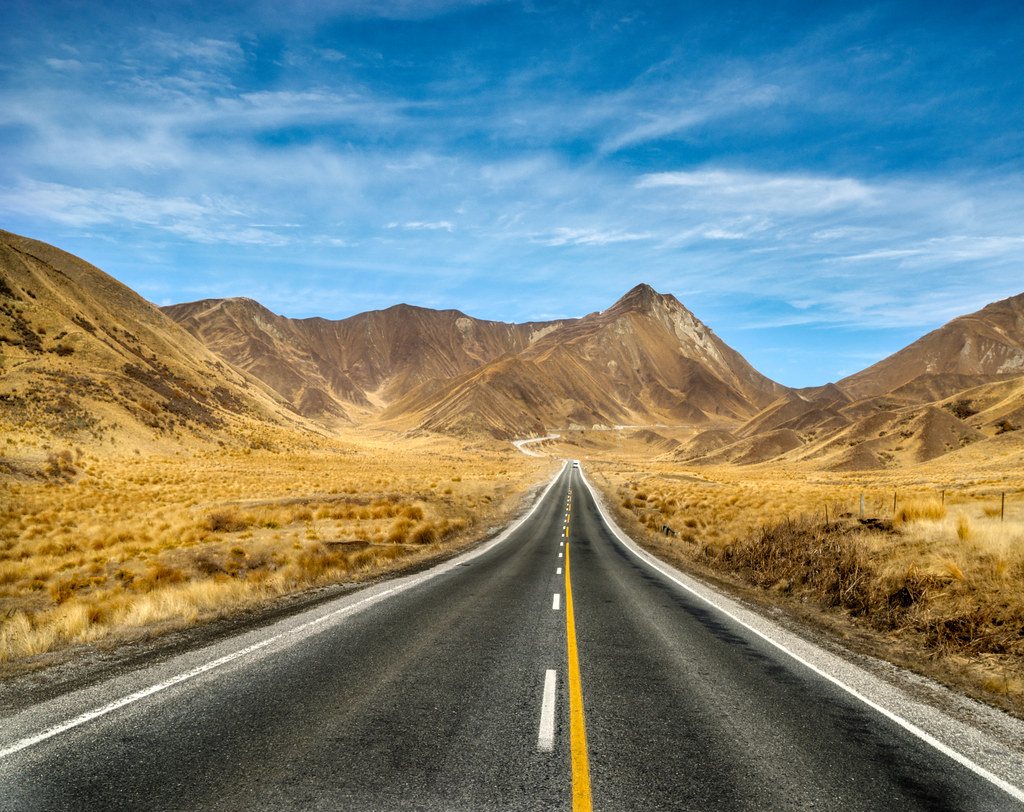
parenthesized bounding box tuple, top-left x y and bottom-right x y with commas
(2, 463, 1022, 810)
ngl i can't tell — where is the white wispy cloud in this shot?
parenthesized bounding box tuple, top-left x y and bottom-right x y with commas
(4, 1, 1024, 385)
(148, 36, 245, 67)
(637, 169, 876, 213)
(387, 221, 455, 232)
(600, 79, 785, 154)
(250, 0, 507, 24)
(534, 227, 652, 247)
(0, 179, 291, 246)
(44, 57, 84, 71)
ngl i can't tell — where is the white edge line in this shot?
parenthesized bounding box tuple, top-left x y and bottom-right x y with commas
(1, 462, 572, 761)
(576, 467, 1024, 804)
(538, 669, 557, 751)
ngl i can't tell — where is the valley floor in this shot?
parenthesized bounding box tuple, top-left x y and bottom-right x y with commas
(2, 426, 1023, 724)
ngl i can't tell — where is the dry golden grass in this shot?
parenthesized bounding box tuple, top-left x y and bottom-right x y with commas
(585, 454, 1024, 712)
(0, 429, 556, 664)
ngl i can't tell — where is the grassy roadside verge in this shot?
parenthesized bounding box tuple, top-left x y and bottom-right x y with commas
(0, 434, 557, 674)
(586, 462, 1024, 718)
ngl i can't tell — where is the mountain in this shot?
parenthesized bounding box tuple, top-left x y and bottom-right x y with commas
(6, 228, 1022, 471)
(677, 296, 1024, 470)
(383, 285, 788, 437)
(163, 298, 565, 421)
(165, 284, 788, 439)
(0, 230, 296, 463)
(838, 293, 1024, 400)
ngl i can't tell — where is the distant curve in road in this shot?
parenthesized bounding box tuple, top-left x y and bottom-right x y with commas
(1, 464, 1022, 810)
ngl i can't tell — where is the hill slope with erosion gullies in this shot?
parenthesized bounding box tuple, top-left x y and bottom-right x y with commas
(163, 297, 565, 421)
(0, 230, 301, 475)
(838, 293, 1024, 400)
(678, 295, 1024, 471)
(381, 284, 789, 438)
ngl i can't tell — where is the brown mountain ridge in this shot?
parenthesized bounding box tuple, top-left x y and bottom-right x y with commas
(674, 294, 1024, 470)
(166, 284, 789, 439)
(163, 297, 567, 423)
(380, 284, 787, 437)
(838, 292, 1024, 400)
(4, 228, 1024, 471)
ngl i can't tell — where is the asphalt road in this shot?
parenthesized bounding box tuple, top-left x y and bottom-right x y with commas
(1, 463, 1022, 810)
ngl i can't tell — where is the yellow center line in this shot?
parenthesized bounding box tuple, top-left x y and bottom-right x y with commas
(565, 535, 593, 810)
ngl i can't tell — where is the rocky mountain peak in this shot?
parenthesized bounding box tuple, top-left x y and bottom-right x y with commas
(608, 283, 674, 315)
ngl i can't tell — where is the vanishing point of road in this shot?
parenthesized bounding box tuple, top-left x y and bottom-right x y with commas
(2, 463, 1023, 810)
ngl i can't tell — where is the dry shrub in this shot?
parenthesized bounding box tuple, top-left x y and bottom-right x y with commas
(386, 518, 414, 544)
(0, 562, 24, 585)
(0, 612, 50, 660)
(207, 510, 249, 533)
(702, 510, 1024, 661)
(349, 549, 377, 570)
(441, 517, 469, 537)
(193, 555, 224, 576)
(43, 450, 77, 480)
(377, 545, 408, 564)
(295, 545, 349, 581)
(711, 517, 871, 614)
(132, 564, 188, 593)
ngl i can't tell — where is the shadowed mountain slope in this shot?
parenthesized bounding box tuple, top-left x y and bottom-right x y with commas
(164, 298, 565, 419)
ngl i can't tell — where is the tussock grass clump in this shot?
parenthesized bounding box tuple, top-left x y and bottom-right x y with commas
(894, 500, 947, 524)
(207, 510, 250, 533)
(713, 514, 1024, 660)
(408, 522, 439, 545)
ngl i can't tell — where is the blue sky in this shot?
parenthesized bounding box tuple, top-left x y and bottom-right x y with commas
(2, 1, 1023, 387)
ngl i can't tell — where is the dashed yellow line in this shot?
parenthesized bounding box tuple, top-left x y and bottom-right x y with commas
(564, 533, 592, 810)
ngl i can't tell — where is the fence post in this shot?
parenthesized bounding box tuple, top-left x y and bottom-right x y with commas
(1002, 492, 1005, 522)
(859, 493, 864, 519)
